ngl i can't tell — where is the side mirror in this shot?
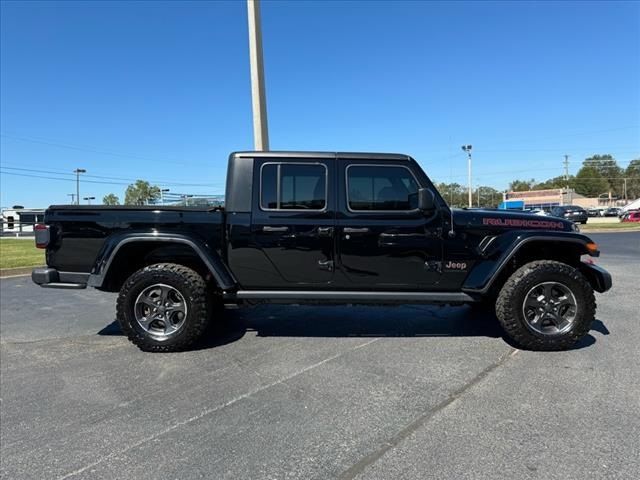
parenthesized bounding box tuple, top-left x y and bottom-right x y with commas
(418, 188, 435, 211)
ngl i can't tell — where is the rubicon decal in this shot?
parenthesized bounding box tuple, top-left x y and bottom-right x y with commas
(482, 218, 565, 229)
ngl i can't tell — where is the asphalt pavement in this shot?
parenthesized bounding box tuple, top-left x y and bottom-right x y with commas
(1, 232, 639, 480)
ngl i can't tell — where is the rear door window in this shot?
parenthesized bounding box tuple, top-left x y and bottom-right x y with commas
(346, 165, 418, 211)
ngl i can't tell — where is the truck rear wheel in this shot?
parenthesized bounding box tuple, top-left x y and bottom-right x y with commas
(116, 263, 211, 352)
(495, 260, 595, 351)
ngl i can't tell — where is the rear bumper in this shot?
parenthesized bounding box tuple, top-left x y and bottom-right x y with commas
(32, 268, 89, 289)
(579, 262, 612, 293)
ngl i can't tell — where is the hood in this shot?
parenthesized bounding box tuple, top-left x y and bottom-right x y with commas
(452, 208, 576, 233)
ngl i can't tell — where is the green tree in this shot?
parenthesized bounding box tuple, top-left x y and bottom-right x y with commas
(436, 182, 468, 207)
(509, 179, 536, 192)
(476, 186, 501, 208)
(435, 182, 501, 208)
(124, 180, 161, 205)
(534, 175, 575, 190)
(102, 193, 120, 205)
(573, 166, 609, 197)
(582, 154, 623, 196)
(625, 159, 640, 199)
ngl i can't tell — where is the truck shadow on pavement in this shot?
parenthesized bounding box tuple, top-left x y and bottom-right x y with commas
(98, 305, 610, 352)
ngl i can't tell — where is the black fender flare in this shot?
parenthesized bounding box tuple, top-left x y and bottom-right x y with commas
(462, 231, 598, 294)
(87, 232, 236, 290)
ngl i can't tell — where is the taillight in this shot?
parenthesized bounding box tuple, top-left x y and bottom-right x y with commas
(34, 224, 50, 249)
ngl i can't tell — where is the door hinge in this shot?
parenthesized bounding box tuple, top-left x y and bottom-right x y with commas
(317, 259, 334, 272)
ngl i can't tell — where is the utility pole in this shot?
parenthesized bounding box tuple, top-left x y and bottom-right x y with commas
(461, 145, 473, 207)
(74, 169, 86, 205)
(247, 0, 269, 151)
(562, 155, 570, 206)
(623, 178, 627, 202)
(67, 193, 76, 204)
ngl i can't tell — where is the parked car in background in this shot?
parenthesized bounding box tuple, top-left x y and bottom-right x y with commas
(550, 205, 588, 224)
(526, 208, 548, 216)
(621, 210, 640, 222)
(602, 207, 621, 217)
(586, 207, 601, 217)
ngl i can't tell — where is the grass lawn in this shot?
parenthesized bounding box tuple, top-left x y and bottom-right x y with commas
(581, 222, 640, 231)
(0, 238, 45, 269)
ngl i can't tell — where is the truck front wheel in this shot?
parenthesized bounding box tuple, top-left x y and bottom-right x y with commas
(116, 263, 211, 352)
(495, 260, 595, 351)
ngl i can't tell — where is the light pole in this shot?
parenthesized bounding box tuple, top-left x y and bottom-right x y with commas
(247, 0, 269, 151)
(67, 193, 76, 204)
(74, 169, 86, 205)
(461, 145, 472, 207)
(160, 188, 170, 205)
(83, 196, 95, 205)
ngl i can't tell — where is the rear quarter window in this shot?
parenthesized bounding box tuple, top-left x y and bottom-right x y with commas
(260, 163, 327, 211)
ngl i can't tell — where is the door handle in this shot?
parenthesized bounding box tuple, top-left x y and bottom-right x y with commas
(262, 226, 289, 232)
(318, 227, 333, 237)
(343, 227, 370, 233)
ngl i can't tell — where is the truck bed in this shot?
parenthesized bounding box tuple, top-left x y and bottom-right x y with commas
(44, 205, 225, 273)
(48, 205, 223, 211)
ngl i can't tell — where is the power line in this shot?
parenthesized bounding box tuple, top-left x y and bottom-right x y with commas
(0, 166, 222, 187)
(0, 133, 195, 165)
(461, 125, 640, 147)
(444, 157, 639, 179)
(0, 170, 225, 192)
(1, 170, 131, 186)
(3, 130, 638, 159)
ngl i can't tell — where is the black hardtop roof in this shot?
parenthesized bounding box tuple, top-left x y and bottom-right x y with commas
(230, 151, 412, 161)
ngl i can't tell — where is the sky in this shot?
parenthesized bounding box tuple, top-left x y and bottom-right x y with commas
(1, 0, 639, 207)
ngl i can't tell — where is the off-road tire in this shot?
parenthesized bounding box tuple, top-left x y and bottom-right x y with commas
(496, 260, 595, 351)
(117, 263, 210, 352)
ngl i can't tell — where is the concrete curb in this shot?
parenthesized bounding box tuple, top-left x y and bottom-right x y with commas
(0, 266, 42, 278)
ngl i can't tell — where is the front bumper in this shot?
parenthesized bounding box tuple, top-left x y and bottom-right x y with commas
(579, 262, 612, 293)
(32, 268, 89, 289)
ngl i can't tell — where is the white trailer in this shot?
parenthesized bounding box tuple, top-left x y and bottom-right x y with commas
(1, 207, 46, 236)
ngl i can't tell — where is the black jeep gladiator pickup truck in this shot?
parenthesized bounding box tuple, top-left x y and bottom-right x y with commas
(32, 151, 612, 352)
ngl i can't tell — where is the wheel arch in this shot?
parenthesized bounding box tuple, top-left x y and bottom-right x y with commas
(87, 233, 236, 292)
(463, 233, 597, 297)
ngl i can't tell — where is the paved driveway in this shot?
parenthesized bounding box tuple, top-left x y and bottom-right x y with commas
(1, 232, 638, 479)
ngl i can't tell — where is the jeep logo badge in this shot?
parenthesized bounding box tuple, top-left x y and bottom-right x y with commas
(444, 261, 467, 270)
